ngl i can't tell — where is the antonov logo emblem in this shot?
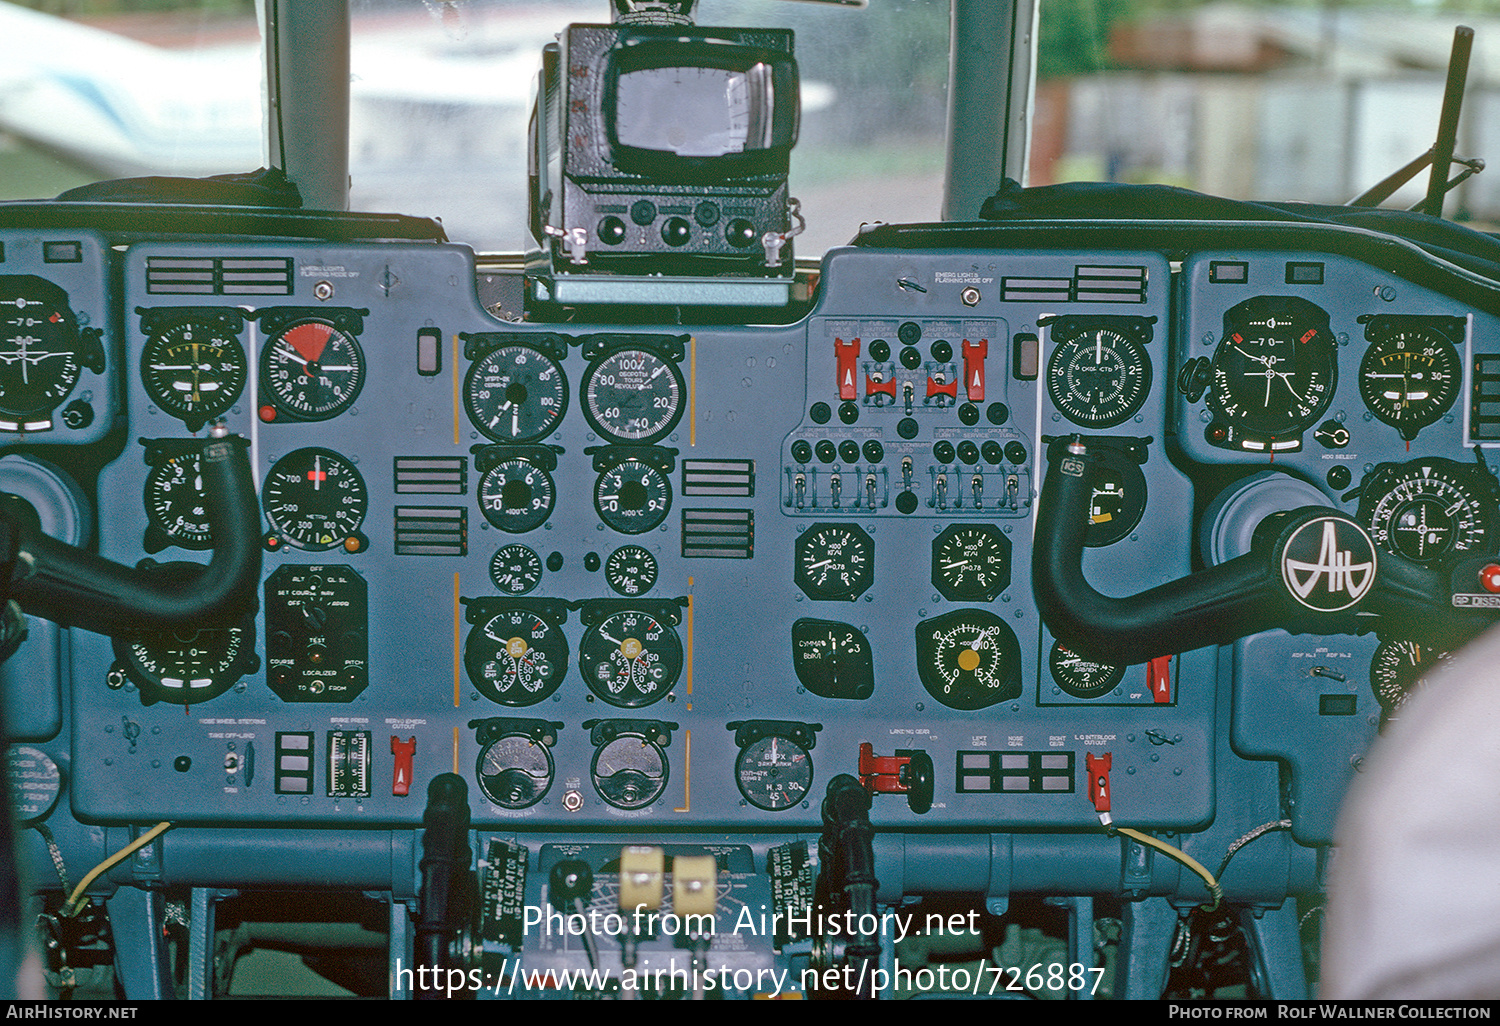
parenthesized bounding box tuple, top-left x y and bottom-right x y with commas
(1281, 517, 1377, 612)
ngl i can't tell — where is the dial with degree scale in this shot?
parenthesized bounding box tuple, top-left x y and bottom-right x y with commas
(1208, 296, 1336, 438)
(1357, 458, 1497, 567)
(595, 459, 671, 534)
(261, 318, 365, 421)
(0, 275, 88, 426)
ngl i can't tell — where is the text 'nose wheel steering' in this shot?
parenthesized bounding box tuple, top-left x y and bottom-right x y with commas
(1033, 437, 1491, 666)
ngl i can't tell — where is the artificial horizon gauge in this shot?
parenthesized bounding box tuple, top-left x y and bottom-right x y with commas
(478, 456, 556, 533)
(1357, 320, 1461, 440)
(914, 609, 1022, 710)
(476, 732, 555, 809)
(794, 522, 874, 601)
(1046, 319, 1152, 428)
(111, 615, 258, 706)
(139, 316, 247, 429)
(932, 523, 1011, 602)
(260, 318, 366, 421)
(144, 450, 211, 551)
(1049, 640, 1125, 699)
(594, 458, 671, 534)
(464, 607, 569, 706)
(465, 343, 568, 444)
(1356, 457, 1498, 566)
(579, 610, 683, 707)
(735, 734, 814, 811)
(490, 544, 543, 595)
(605, 544, 658, 596)
(0, 275, 98, 427)
(262, 447, 369, 551)
(582, 348, 684, 443)
(1208, 295, 1336, 441)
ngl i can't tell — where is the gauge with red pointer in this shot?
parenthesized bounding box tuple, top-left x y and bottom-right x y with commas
(260, 318, 366, 421)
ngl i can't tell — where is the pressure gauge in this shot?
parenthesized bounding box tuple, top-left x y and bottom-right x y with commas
(794, 523, 874, 601)
(579, 609, 683, 707)
(464, 606, 569, 707)
(465, 343, 568, 443)
(1049, 640, 1125, 699)
(490, 544, 544, 595)
(582, 348, 684, 443)
(932, 523, 1011, 602)
(605, 545, 658, 596)
(260, 318, 365, 421)
(262, 448, 369, 551)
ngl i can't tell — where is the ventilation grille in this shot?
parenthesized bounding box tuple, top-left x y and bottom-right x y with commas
(146, 256, 293, 295)
(394, 506, 466, 556)
(681, 509, 753, 559)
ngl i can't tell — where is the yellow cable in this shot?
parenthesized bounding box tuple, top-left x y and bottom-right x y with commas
(60, 822, 173, 918)
(1115, 825, 1224, 910)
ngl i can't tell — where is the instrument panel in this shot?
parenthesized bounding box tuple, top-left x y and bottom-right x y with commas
(5, 211, 1499, 996)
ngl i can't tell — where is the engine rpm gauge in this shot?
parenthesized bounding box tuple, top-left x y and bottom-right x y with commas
(582, 348, 684, 443)
(1046, 319, 1152, 428)
(262, 447, 369, 551)
(579, 609, 683, 707)
(464, 607, 569, 706)
(465, 344, 568, 443)
(915, 609, 1023, 710)
(1358, 322, 1461, 440)
(1208, 296, 1336, 441)
(140, 316, 247, 429)
(260, 318, 365, 421)
(1356, 458, 1498, 566)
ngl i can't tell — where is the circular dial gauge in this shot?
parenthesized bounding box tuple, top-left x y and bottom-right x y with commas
(1049, 640, 1125, 699)
(0, 276, 83, 422)
(464, 607, 569, 706)
(606, 545, 658, 596)
(115, 623, 254, 705)
(1209, 296, 1336, 437)
(490, 544, 543, 595)
(591, 735, 669, 809)
(140, 321, 247, 426)
(465, 344, 568, 443)
(478, 458, 556, 533)
(477, 733, 555, 809)
(595, 459, 671, 534)
(1358, 327, 1461, 439)
(735, 734, 813, 811)
(915, 609, 1022, 710)
(1370, 639, 1446, 717)
(1358, 459, 1496, 566)
(262, 447, 369, 550)
(261, 319, 365, 420)
(579, 610, 683, 707)
(582, 348, 684, 443)
(145, 451, 211, 550)
(932, 524, 1011, 602)
(1046, 323, 1152, 427)
(794, 523, 874, 601)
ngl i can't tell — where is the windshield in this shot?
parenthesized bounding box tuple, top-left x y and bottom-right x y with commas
(0, 0, 1495, 248)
